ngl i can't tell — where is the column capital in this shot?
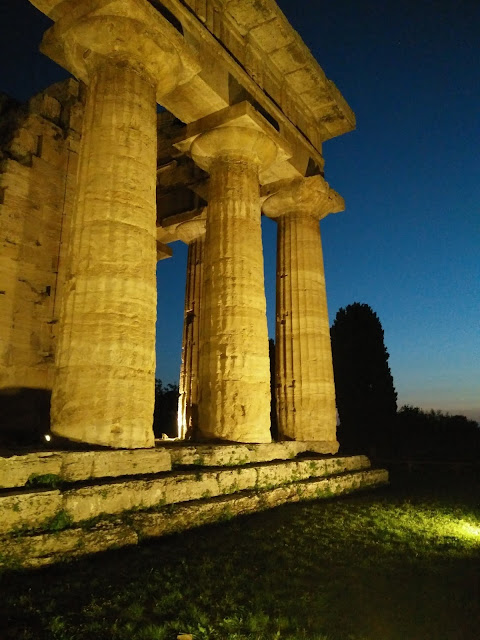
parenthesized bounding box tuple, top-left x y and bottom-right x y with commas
(33, 0, 200, 99)
(174, 101, 291, 174)
(262, 175, 344, 220)
(175, 218, 206, 245)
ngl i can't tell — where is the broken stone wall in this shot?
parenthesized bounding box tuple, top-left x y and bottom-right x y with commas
(0, 79, 84, 442)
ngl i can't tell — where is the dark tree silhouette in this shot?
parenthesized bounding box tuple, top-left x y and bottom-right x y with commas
(269, 338, 278, 441)
(330, 302, 397, 456)
(395, 405, 480, 463)
(153, 379, 179, 439)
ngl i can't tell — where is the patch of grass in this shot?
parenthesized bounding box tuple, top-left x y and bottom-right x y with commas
(308, 460, 319, 473)
(44, 509, 73, 532)
(26, 473, 61, 489)
(1, 471, 479, 639)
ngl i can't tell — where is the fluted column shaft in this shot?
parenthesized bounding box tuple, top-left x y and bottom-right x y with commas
(199, 156, 271, 441)
(263, 175, 344, 449)
(52, 60, 157, 448)
(276, 212, 336, 441)
(178, 230, 205, 439)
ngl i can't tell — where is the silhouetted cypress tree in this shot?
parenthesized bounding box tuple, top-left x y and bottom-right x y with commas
(269, 338, 278, 441)
(330, 303, 397, 456)
(153, 379, 179, 439)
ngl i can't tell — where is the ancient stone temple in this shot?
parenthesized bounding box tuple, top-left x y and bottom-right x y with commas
(0, 0, 393, 571)
(1, 0, 355, 450)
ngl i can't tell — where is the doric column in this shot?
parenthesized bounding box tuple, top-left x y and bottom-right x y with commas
(175, 219, 206, 440)
(263, 176, 344, 449)
(33, 1, 199, 447)
(177, 108, 282, 442)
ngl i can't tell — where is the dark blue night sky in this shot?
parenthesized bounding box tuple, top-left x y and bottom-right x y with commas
(1, 1, 479, 420)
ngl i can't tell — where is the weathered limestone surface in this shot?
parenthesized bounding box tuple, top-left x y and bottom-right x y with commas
(1, 468, 387, 569)
(178, 107, 287, 443)
(30, 0, 201, 449)
(263, 176, 344, 443)
(0, 448, 171, 489)
(4, 520, 138, 569)
(176, 219, 206, 439)
(168, 441, 342, 467)
(60, 448, 172, 482)
(0, 453, 371, 530)
(0, 80, 82, 392)
(0, 452, 62, 489)
(51, 59, 158, 449)
(12, 1, 357, 449)
(0, 444, 346, 490)
(196, 151, 271, 442)
(0, 489, 62, 534)
(169, 442, 301, 467)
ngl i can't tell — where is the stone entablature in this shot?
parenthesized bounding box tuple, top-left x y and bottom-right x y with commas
(180, 0, 355, 141)
(32, 0, 355, 183)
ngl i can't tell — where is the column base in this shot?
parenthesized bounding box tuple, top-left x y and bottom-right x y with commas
(194, 429, 272, 445)
(301, 439, 340, 455)
(51, 421, 155, 450)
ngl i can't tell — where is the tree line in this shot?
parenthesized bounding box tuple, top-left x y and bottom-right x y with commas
(330, 302, 479, 463)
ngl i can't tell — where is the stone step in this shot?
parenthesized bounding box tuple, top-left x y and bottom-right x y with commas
(0, 455, 371, 534)
(0, 448, 172, 490)
(0, 441, 337, 490)
(1, 468, 388, 570)
(166, 441, 339, 468)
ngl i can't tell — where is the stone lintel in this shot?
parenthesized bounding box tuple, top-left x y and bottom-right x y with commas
(174, 218, 206, 244)
(157, 240, 173, 260)
(156, 207, 205, 243)
(174, 101, 291, 181)
(221, 0, 356, 140)
(157, 158, 207, 191)
(262, 174, 345, 220)
(156, 158, 209, 220)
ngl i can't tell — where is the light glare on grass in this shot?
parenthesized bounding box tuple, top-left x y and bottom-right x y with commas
(458, 521, 480, 539)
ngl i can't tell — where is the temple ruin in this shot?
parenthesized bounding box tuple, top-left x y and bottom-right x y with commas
(0, 0, 390, 569)
(1, 0, 355, 450)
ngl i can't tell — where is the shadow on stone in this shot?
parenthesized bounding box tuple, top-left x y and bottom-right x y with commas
(0, 387, 51, 448)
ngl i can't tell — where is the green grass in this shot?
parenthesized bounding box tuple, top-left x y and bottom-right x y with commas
(26, 474, 61, 489)
(1, 471, 479, 640)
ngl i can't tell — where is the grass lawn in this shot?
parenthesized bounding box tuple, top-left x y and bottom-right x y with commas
(1, 469, 479, 640)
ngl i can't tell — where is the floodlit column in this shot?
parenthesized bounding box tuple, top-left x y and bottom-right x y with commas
(175, 219, 206, 440)
(35, 3, 198, 447)
(188, 125, 278, 442)
(52, 61, 158, 448)
(263, 176, 344, 447)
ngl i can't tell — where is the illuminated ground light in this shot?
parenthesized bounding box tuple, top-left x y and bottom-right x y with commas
(425, 513, 480, 545)
(457, 521, 480, 539)
(392, 506, 480, 548)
